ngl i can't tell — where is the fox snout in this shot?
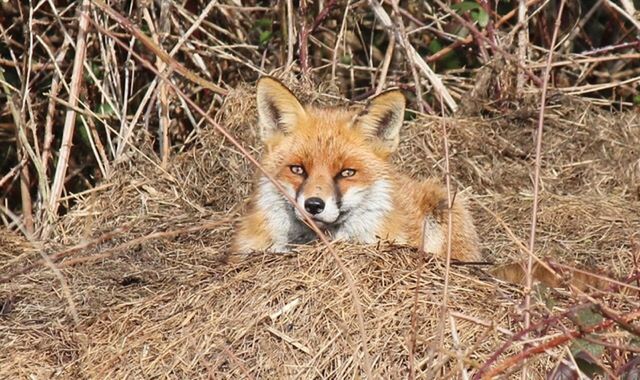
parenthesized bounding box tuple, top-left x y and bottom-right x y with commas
(295, 181, 341, 225)
(304, 197, 325, 215)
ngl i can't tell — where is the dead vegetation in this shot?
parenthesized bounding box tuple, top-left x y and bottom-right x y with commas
(1, 0, 640, 378)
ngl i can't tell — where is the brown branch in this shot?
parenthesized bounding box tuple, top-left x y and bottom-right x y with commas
(480, 309, 640, 379)
(0, 158, 27, 189)
(57, 220, 230, 268)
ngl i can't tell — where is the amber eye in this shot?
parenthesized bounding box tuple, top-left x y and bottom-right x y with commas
(290, 165, 306, 176)
(339, 168, 356, 178)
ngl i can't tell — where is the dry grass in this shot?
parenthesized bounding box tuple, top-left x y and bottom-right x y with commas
(1, 80, 639, 378)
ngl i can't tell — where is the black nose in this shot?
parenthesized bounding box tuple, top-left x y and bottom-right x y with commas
(304, 197, 325, 215)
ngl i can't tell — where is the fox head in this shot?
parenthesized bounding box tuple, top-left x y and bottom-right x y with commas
(255, 77, 405, 230)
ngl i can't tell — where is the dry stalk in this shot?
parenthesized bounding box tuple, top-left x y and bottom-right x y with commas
(0, 70, 34, 237)
(115, 0, 220, 160)
(42, 39, 71, 180)
(0, 158, 27, 189)
(436, 95, 456, 373)
(516, 0, 529, 92)
(286, 0, 295, 67)
(390, 0, 424, 113)
(330, 1, 351, 82)
(606, 0, 640, 31)
(522, 1, 566, 377)
(375, 33, 395, 94)
(46, 0, 91, 228)
(57, 220, 229, 268)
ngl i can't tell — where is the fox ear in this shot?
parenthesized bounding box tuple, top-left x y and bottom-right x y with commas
(256, 77, 307, 141)
(354, 90, 406, 152)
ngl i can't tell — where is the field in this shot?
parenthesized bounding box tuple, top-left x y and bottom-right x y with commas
(1, 0, 639, 378)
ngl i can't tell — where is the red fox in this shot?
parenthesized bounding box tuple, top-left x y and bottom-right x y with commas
(232, 77, 480, 262)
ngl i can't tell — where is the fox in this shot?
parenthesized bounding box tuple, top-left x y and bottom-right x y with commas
(231, 76, 481, 262)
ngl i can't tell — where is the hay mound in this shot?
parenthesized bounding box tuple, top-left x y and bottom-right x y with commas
(1, 80, 639, 378)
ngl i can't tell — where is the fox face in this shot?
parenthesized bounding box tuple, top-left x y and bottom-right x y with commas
(233, 77, 480, 261)
(250, 77, 405, 248)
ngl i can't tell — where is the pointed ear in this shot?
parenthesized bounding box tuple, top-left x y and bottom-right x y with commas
(256, 77, 307, 142)
(353, 90, 406, 152)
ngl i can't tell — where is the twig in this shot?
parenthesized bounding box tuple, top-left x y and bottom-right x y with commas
(299, 0, 309, 72)
(0, 70, 34, 237)
(408, 237, 428, 380)
(330, 1, 351, 82)
(606, 0, 640, 31)
(522, 1, 566, 377)
(46, 0, 91, 227)
(432, 0, 543, 87)
(375, 33, 395, 94)
(0, 227, 128, 283)
(220, 344, 256, 380)
(42, 39, 71, 181)
(286, 0, 295, 67)
(481, 309, 640, 379)
(115, 0, 220, 160)
(0, 158, 27, 189)
(450, 314, 470, 380)
(390, 0, 423, 113)
(57, 220, 229, 268)
(299, 0, 338, 73)
(516, 0, 528, 91)
(438, 95, 455, 371)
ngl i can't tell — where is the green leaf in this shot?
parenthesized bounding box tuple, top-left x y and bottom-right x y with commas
(428, 39, 443, 54)
(97, 102, 115, 118)
(573, 350, 605, 377)
(473, 8, 489, 27)
(259, 31, 272, 45)
(340, 54, 352, 65)
(451, 1, 489, 28)
(634, 94, 640, 105)
(574, 307, 603, 326)
(254, 18, 272, 29)
(451, 1, 482, 12)
(76, 119, 92, 148)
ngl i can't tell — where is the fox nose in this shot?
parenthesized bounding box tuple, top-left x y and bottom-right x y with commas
(304, 197, 325, 215)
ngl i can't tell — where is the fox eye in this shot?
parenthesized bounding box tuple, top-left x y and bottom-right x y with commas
(290, 165, 306, 176)
(339, 168, 356, 178)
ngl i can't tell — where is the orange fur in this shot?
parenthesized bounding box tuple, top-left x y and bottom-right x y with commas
(232, 77, 480, 262)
